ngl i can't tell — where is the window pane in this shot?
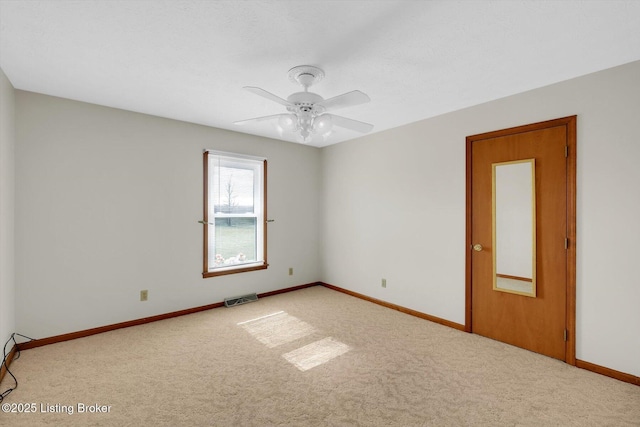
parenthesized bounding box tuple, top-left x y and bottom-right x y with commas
(213, 166, 255, 214)
(212, 217, 257, 267)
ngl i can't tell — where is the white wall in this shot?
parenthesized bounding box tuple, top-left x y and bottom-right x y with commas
(0, 67, 16, 348)
(15, 92, 321, 339)
(321, 60, 640, 377)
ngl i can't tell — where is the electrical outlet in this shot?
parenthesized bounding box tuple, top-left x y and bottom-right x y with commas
(289, 267, 293, 276)
(140, 290, 148, 301)
(381, 278, 387, 288)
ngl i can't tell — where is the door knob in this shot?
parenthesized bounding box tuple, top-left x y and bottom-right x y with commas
(472, 244, 483, 252)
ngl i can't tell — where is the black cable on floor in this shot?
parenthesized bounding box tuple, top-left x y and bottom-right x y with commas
(0, 333, 34, 403)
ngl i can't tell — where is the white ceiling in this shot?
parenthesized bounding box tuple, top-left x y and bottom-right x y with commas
(1, 1, 639, 147)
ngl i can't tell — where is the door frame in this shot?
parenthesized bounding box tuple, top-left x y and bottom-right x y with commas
(465, 116, 577, 365)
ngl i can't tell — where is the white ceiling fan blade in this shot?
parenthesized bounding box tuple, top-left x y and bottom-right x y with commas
(243, 87, 292, 107)
(319, 90, 370, 111)
(234, 114, 285, 125)
(328, 114, 374, 133)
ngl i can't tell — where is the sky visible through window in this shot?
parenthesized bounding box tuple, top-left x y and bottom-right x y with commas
(213, 166, 254, 213)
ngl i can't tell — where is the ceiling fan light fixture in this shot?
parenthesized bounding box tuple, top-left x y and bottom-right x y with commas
(278, 114, 298, 131)
(312, 114, 332, 134)
(299, 128, 312, 143)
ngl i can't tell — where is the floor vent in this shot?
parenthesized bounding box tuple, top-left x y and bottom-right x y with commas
(224, 293, 259, 307)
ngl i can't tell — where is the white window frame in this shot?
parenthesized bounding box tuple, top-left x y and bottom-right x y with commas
(203, 150, 267, 277)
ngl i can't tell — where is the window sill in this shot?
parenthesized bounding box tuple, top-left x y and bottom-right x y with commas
(202, 263, 268, 278)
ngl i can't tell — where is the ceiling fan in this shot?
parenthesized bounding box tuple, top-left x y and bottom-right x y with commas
(234, 65, 373, 144)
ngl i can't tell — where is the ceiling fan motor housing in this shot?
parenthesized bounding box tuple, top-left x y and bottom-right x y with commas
(286, 92, 326, 116)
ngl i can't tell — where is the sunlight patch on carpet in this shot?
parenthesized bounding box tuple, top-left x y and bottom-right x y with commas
(238, 311, 316, 348)
(282, 337, 350, 371)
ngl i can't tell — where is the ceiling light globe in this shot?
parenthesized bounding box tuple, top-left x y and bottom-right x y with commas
(299, 128, 312, 143)
(278, 114, 297, 130)
(313, 115, 332, 133)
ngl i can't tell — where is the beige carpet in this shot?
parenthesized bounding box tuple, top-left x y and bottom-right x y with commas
(1, 286, 639, 426)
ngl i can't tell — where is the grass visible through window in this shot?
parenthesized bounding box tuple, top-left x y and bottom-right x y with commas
(214, 217, 256, 264)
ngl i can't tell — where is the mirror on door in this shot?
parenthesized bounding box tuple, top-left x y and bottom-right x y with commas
(492, 159, 536, 297)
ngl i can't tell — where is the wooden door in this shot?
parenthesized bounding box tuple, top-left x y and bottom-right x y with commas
(466, 117, 576, 363)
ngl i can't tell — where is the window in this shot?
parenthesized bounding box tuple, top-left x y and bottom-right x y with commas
(203, 150, 267, 277)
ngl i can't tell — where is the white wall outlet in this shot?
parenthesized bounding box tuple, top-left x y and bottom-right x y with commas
(289, 267, 293, 276)
(382, 278, 387, 288)
(140, 290, 148, 301)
